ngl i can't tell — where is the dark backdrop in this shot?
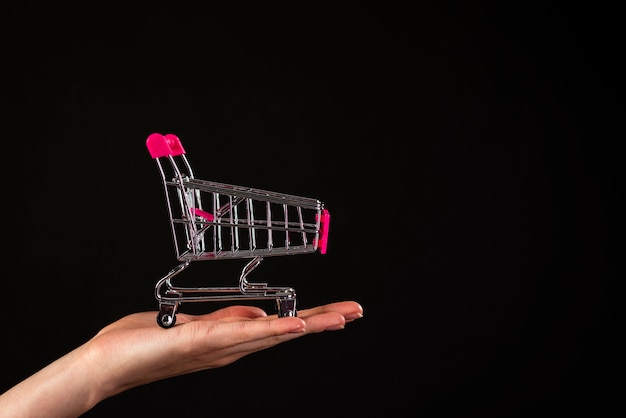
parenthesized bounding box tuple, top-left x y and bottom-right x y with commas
(2, 2, 620, 417)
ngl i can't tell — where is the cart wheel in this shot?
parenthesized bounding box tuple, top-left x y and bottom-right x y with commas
(277, 297, 297, 317)
(157, 303, 178, 328)
(157, 312, 176, 328)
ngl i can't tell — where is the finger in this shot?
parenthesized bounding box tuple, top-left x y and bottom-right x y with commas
(176, 305, 268, 324)
(265, 301, 364, 322)
(243, 311, 349, 347)
(299, 301, 363, 318)
(181, 315, 306, 346)
(215, 311, 350, 359)
(301, 311, 348, 332)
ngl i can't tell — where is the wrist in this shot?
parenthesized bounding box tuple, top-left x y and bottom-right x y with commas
(0, 344, 101, 418)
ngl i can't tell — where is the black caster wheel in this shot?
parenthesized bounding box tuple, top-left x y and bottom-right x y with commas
(157, 312, 176, 328)
(157, 303, 178, 328)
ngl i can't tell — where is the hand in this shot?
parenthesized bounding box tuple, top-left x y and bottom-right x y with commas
(0, 301, 363, 418)
(89, 301, 363, 395)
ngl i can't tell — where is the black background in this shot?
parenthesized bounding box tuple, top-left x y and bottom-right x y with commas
(1, 2, 620, 417)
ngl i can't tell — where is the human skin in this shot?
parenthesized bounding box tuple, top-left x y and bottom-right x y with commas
(0, 301, 363, 418)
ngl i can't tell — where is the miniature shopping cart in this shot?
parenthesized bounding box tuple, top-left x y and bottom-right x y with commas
(146, 133, 330, 328)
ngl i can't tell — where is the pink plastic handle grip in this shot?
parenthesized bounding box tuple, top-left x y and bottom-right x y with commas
(146, 133, 186, 158)
(317, 209, 330, 254)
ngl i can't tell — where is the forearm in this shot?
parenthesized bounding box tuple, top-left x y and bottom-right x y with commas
(0, 345, 104, 418)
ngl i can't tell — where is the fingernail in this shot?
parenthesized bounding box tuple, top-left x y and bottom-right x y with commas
(288, 324, 306, 333)
(344, 312, 363, 321)
(325, 324, 345, 331)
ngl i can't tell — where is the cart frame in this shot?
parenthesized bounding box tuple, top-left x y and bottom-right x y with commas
(146, 133, 330, 328)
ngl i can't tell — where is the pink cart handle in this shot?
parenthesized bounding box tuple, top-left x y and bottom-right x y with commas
(146, 133, 186, 158)
(317, 209, 330, 254)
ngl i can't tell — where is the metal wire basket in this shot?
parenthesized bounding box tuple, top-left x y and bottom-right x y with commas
(146, 133, 330, 328)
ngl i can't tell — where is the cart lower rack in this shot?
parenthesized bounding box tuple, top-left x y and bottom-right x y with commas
(146, 133, 330, 328)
